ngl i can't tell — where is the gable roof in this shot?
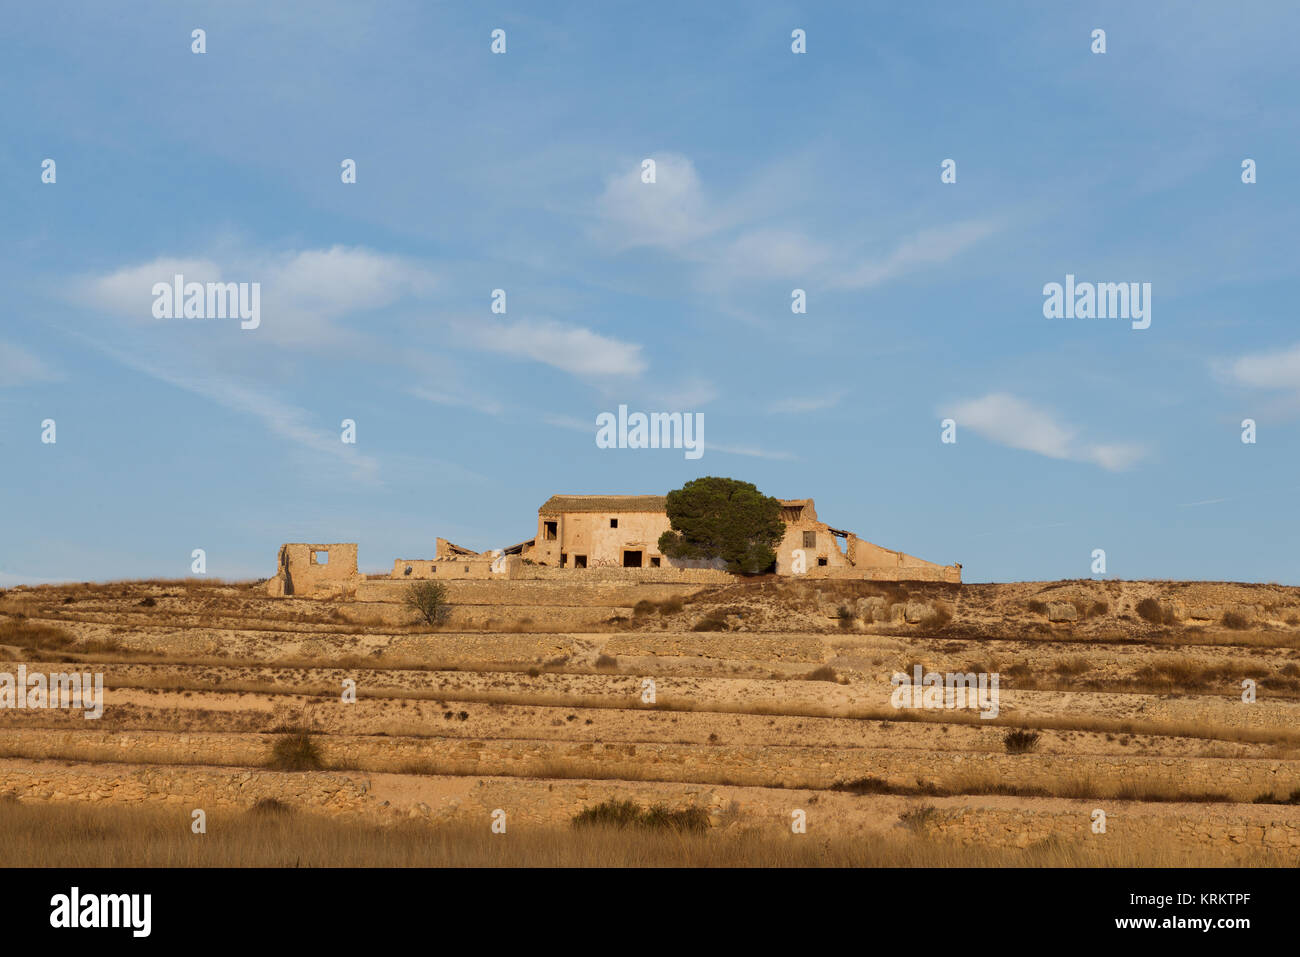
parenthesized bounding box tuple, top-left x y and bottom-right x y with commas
(539, 494, 667, 515)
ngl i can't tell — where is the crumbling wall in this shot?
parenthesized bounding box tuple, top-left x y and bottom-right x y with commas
(772, 505, 961, 583)
(391, 554, 519, 580)
(265, 543, 362, 598)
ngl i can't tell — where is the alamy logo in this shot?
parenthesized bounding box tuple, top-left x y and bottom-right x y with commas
(151, 273, 261, 329)
(0, 666, 103, 719)
(890, 666, 1000, 719)
(1042, 273, 1150, 330)
(50, 887, 151, 937)
(596, 404, 704, 460)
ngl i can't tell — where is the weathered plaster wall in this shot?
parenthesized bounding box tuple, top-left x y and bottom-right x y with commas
(266, 543, 362, 598)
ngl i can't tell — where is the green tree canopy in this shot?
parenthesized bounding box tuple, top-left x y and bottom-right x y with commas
(657, 477, 786, 574)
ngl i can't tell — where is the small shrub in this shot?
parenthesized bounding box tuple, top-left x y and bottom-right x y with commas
(1026, 600, 1047, 615)
(925, 603, 953, 627)
(0, 621, 75, 651)
(805, 665, 839, 682)
(899, 804, 940, 833)
(403, 580, 450, 626)
(1004, 729, 1041, 754)
(832, 776, 893, 795)
(1222, 611, 1249, 630)
(572, 799, 707, 833)
(594, 653, 618, 671)
(267, 731, 323, 771)
(1135, 598, 1164, 624)
(658, 597, 684, 615)
(137, 596, 157, 608)
(836, 605, 854, 629)
(1087, 601, 1109, 618)
(691, 616, 727, 632)
(248, 797, 293, 816)
(632, 599, 657, 617)
(639, 805, 709, 833)
(1053, 656, 1092, 677)
(77, 637, 122, 654)
(573, 799, 644, 828)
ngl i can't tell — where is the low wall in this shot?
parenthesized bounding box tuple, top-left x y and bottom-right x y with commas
(4, 729, 1299, 802)
(1, 760, 1297, 853)
(807, 565, 962, 583)
(354, 577, 716, 606)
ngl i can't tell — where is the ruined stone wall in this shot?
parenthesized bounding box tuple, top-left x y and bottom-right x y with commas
(356, 574, 723, 605)
(389, 555, 519, 580)
(266, 543, 362, 598)
(768, 506, 960, 583)
(774, 519, 852, 574)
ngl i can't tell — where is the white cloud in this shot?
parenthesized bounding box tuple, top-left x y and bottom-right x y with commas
(1221, 343, 1300, 390)
(0, 340, 59, 387)
(946, 392, 1145, 471)
(264, 246, 435, 324)
(82, 257, 221, 320)
(647, 378, 718, 409)
(78, 246, 436, 347)
(594, 153, 716, 250)
(715, 229, 832, 280)
(460, 318, 646, 378)
(835, 220, 999, 289)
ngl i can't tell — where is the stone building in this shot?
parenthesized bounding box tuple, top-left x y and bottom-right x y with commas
(511, 494, 959, 581)
(268, 492, 960, 596)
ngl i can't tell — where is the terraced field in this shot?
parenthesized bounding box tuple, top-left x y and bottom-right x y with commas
(1, 576, 1299, 865)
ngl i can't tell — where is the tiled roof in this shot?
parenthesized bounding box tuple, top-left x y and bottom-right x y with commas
(539, 494, 667, 515)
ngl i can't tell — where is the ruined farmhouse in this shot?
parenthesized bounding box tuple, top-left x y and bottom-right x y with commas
(267, 493, 960, 597)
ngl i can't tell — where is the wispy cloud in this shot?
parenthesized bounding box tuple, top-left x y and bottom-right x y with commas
(944, 392, 1146, 471)
(709, 442, 796, 461)
(832, 219, 1000, 289)
(593, 154, 999, 291)
(0, 339, 60, 387)
(84, 338, 381, 483)
(410, 387, 505, 417)
(457, 317, 647, 378)
(540, 412, 592, 433)
(768, 393, 843, 414)
(78, 246, 436, 349)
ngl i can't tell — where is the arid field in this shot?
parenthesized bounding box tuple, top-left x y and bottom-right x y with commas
(1, 575, 1298, 866)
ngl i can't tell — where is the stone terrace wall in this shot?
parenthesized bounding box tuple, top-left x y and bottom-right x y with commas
(0, 761, 372, 814)
(5, 729, 1299, 802)
(1, 760, 1297, 853)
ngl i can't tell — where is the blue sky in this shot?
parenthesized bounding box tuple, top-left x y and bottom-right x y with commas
(3, 1, 1298, 585)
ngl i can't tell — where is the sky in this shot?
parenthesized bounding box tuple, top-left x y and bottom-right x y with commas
(2, 1, 1298, 585)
